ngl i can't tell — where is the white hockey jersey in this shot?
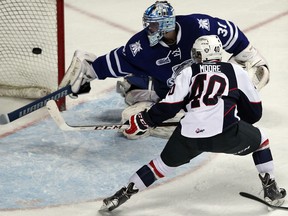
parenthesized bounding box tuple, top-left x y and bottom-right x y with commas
(147, 61, 262, 138)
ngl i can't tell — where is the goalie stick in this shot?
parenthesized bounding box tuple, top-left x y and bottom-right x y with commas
(46, 100, 178, 131)
(0, 85, 72, 125)
(239, 192, 288, 210)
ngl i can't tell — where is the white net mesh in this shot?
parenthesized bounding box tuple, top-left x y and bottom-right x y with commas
(0, 0, 64, 99)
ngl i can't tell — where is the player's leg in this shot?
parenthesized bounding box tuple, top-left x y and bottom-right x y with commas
(252, 128, 286, 204)
(211, 121, 286, 204)
(197, 120, 286, 204)
(101, 125, 202, 211)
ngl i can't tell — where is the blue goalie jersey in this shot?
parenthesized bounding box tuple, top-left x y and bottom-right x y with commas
(92, 13, 249, 98)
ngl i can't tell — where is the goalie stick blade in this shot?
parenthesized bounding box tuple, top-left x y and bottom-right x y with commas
(46, 100, 179, 131)
(0, 85, 72, 125)
(239, 192, 288, 210)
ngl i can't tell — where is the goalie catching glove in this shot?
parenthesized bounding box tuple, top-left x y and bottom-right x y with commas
(60, 50, 97, 96)
(123, 110, 156, 140)
(228, 43, 270, 91)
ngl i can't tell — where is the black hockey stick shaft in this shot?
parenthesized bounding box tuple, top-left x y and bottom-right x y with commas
(239, 192, 288, 210)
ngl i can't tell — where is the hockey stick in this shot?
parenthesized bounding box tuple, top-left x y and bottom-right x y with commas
(46, 100, 178, 131)
(239, 192, 288, 210)
(0, 85, 72, 125)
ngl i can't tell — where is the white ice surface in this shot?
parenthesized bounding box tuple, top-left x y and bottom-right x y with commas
(0, 0, 287, 215)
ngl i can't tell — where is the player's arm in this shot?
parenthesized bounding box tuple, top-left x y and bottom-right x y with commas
(61, 33, 150, 96)
(59, 47, 133, 96)
(123, 67, 191, 139)
(92, 30, 154, 81)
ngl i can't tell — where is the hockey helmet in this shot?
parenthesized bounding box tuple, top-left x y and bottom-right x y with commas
(192, 35, 223, 63)
(143, 1, 176, 46)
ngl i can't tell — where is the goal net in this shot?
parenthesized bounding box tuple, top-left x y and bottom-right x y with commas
(0, 0, 65, 102)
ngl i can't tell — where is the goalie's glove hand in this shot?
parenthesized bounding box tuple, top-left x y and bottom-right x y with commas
(59, 50, 97, 96)
(123, 111, 155, 140)
(228, 44, 270, 91)
(250, 65, 269, 91)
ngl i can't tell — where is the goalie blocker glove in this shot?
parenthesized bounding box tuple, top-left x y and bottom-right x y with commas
(123, 110, 155, 139)
(59, 50, 97, 95)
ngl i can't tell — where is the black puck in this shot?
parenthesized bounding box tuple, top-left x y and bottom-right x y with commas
(32, 47, 42, 54)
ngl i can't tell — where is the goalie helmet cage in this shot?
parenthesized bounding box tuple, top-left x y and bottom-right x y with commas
(0, 0, 66, 110)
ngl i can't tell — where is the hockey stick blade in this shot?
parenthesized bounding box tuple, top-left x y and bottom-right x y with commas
(46, 100, 178, 131)
(239, 192, 288, 210)
(0, 85, 72, 125)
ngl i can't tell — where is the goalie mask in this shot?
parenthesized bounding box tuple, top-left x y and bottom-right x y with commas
(143, 1, 176, 47)
(192, 35, 223, 63)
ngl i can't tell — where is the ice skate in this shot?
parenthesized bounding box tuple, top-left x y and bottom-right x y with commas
(259, 173, 286, 207)
(100, 182, 139, 212)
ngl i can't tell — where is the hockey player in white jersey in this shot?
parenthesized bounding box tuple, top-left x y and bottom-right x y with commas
(100, 35, 286, 211)
(60, 1, 271, 139)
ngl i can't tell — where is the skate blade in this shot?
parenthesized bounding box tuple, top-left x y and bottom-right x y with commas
(99, 203, 109, 212)
(266, 198, 285, 211)
(99, 201, 112, 212)
(99, 199, 117, 212)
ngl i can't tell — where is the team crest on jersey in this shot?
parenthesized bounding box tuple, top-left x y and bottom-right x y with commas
(129, 41, 142, 57)
(156, 50, 172, 66)
(197, 18, 210, 31)
(156, 48, 182, 66)
(166, 59, 194, 87)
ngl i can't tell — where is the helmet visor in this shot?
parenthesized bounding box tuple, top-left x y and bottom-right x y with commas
(143, 21, 160, 35)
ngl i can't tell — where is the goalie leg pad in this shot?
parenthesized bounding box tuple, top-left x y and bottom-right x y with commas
(150, 111, 184, 139)
(121, 101, 154, 124)
(125, 89, 160, 106)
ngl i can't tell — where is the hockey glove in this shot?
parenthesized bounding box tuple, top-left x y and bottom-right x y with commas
(123, 111, 154, 140)
(59, 50, 97, 95)
(228, 44, 270, 91)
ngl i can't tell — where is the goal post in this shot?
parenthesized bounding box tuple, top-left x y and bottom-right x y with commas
(56, 0, 66, 110)
(0, 0, 66, 109)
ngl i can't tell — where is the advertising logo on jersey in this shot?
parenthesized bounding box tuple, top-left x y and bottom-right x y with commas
(195, 128, 205, 134)
(197, 18, 210, 31)
(129, 41, 142, 57)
